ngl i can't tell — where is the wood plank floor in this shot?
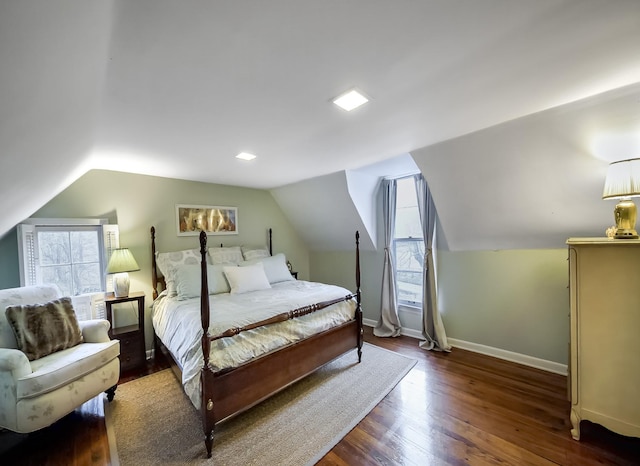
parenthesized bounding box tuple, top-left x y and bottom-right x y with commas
(1, 327, 639, 465)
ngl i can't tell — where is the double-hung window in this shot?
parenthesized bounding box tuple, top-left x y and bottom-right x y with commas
(393, 176, 424, 308)
(17, 219, 119, 319)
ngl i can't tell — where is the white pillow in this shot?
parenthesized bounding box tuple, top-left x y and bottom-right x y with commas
(241, 253, 294, 284)
(209, 246, 243, 265)
(223, 263, 271, 294)
(155, 249, 202, 296)
(241, 245, 270, 261)
(174, 263, 230, 300)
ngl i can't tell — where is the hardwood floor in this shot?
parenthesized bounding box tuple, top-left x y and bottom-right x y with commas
(2, 327, 639, 465)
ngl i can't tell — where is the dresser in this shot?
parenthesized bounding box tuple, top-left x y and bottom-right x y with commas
(567, 238, 640, 440)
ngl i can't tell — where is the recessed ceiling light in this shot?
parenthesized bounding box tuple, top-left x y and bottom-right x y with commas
(236, 152, 256, 161)
(332, 89, 369, 111)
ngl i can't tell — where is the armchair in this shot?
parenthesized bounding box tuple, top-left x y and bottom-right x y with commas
(0, 285, 120, 433)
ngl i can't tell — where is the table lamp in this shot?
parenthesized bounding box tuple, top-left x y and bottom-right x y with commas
(107, 248, 140, 297)
(602, 158, 640, 239)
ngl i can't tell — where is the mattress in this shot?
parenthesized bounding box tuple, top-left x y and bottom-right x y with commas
(152, 279, 356, 407)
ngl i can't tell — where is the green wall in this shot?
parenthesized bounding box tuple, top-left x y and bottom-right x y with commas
(0, 169, 308, 350)
(0, 168, 572, 365)
(438, 249, 569, 364)
(312, 245, 570, 365)
(309, 250, 382, 324)
(0, 230, 20, 289)
(310, 179, 570, 365)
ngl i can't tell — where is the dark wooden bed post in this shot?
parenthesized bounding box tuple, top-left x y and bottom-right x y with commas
(355, 231, 363, 362)
(198, 231, 215, 458)
(268, 228, 273, 255)
(150, 226, 158, 300)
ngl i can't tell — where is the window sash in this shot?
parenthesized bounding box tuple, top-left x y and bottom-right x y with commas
(394, 237, 424, 306)
(17, 220, 118, 320)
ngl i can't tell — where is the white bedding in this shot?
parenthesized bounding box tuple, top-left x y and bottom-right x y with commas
(152, 280, 357, 408)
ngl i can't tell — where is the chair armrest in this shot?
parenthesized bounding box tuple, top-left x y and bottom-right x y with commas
(0, 348, 31, 380)
(79, 319, 112, 343)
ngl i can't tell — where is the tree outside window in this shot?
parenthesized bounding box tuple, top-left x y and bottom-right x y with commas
(37, 228, 103, 296)
(394, 177, 424, 306)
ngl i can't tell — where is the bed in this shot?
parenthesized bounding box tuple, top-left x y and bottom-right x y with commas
(149, 226, 363, 457)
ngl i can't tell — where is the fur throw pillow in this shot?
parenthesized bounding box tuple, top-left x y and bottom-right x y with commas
(5, 297, 84, 361)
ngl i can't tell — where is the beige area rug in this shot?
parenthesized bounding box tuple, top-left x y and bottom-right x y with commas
(106, 343, 416, 466)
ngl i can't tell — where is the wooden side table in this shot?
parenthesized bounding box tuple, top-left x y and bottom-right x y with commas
(105, 291, 145, 372)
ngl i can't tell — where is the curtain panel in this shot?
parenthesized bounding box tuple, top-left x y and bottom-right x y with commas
(415, 174, 451, 351)
(374, 178, 402, 337)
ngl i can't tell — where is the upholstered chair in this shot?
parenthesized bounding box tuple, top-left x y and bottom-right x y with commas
(0, 285, 120, 433)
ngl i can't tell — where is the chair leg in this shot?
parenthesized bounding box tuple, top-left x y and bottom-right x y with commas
(105, 385, 117, 402)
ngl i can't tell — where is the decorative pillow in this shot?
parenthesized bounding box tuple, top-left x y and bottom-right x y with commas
(223, 263, 271, 294)
(241, 253, 295, 284)
(0, 284, 62, 349)
(209, 246, 243, 265)
(241, 245, 270, 261)
(174, 263, 230, 300)
(5, 297, 84, 361)
(156, 249, 203, 296)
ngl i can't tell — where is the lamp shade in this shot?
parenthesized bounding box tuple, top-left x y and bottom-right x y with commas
(106, 248, 140, 274)
(602, 158, 640, 199)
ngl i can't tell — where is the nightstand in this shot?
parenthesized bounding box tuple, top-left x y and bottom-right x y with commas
(105, 291, 145, 372)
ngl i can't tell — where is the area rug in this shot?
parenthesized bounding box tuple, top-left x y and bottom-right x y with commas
(106, 343, 416, 466)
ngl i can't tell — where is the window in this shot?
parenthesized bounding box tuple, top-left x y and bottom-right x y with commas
(34, 227, 104, 295)
(18, 219, 119, 319)
(394, 176, 424, 307)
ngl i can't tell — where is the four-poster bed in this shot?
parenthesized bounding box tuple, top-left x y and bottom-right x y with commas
(149, 226, 363, 457)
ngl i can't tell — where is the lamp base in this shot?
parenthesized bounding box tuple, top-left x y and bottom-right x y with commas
(613, 198, 639, 239)
(112, 272, 130, 297)
(614, 229, 639, 239)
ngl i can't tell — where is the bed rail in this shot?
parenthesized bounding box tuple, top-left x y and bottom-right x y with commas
(208, 293, 356, 342)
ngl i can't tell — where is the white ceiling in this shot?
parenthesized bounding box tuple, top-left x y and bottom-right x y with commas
(2, 0, 640, 242)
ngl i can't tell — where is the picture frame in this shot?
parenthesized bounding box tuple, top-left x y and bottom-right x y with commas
(176, 204, 238, 236)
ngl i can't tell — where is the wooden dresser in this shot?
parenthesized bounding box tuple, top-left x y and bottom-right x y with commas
(567, 238, 640, 440)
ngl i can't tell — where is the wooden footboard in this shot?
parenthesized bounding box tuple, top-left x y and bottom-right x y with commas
(206, 320, 359, 422)
(150, 227, 363, 458)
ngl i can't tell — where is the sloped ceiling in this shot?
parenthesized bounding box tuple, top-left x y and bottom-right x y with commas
(2, 1, 640, 249)
(271, 154, 419, 251)
(0, 0, 114, 239)
(271, 172, 371, 252)
(412, 83, 640, 250)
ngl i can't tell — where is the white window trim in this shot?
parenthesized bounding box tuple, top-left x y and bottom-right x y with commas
(393, 175, 425, 309)
(19, 218, 109, 226)
(399, 303, 422, 314)
(17, 219, 119, 320)
(394, 237, 425, 308)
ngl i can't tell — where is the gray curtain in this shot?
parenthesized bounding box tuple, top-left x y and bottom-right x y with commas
(415, 174, 451, 351)
(374, 178, 402, 337)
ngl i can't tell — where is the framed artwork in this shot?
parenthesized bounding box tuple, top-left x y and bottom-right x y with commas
(176, 204, 238, 236)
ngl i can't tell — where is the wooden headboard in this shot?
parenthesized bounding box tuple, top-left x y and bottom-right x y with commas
(150, 226, 273, 300)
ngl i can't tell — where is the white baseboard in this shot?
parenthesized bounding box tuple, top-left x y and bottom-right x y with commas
(362, 318, 377, 328)
(446, 338, 567, 375)
(362, 318, 567, 375)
